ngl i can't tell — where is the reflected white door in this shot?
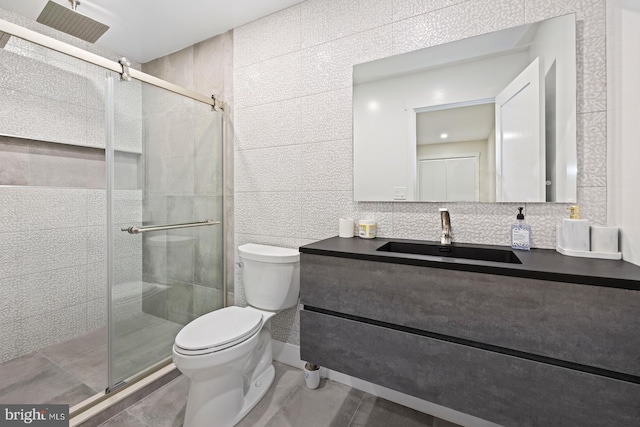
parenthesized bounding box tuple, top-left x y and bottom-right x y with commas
(495, 57, 546, 202)
(418, 157, 478, 201)
(418, 159, 447, 201)
(446, 157, 477, 201)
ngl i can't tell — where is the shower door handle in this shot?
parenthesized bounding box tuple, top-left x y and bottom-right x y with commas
(121, 219, 220, 234)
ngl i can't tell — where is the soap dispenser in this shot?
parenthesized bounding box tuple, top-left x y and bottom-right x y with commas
(511, 207, 531, 251)
(562, 205, 590, 252)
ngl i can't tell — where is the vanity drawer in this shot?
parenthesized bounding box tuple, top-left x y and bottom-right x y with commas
(300, 309, 640, 427)
(300, 253, 640, 377)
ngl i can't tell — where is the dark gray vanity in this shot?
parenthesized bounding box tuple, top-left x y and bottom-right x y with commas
(299, 237, 640, 427)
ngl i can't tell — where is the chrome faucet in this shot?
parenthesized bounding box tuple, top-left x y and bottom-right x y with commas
(440, 208, 451, 245)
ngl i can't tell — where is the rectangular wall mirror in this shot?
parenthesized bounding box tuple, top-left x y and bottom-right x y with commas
(353, 14, 577, 203)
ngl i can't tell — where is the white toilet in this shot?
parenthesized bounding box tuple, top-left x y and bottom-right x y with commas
(172, 243, 300, 427)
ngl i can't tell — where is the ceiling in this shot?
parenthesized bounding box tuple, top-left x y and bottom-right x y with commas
(417, 103, 496, 145)
(0, 0, 302, 63)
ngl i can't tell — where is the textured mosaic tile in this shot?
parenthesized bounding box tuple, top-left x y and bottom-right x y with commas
(232, 0, 608, 346)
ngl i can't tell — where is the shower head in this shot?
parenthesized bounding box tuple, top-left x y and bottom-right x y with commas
(0, 31, 9, 48)
(36, 0, 109, 43)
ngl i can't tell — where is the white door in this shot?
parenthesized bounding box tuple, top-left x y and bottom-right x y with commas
(446, 157, 477, 202)
(495, 57, 546, 202)
(418, 156, 478, 201)
(418, 159, 447, 201)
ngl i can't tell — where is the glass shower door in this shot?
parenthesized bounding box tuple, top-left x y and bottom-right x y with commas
(106, 74, 224, 389)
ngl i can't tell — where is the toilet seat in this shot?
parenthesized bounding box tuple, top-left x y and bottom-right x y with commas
(174, 306, 263, 356)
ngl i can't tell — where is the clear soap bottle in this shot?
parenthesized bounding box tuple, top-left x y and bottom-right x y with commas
(511, 207, 531, 251)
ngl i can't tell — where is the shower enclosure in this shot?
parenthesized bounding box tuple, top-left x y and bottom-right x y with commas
(0, 16, 224, 408)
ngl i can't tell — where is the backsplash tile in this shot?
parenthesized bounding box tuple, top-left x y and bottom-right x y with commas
(357, 202, 394, 237)
(234, 0, 608, 347)
(300, 191, 358, 240)
(392, 203, 442, 241)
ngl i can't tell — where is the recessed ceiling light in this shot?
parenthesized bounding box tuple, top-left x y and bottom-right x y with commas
(440, 133, 448, 139)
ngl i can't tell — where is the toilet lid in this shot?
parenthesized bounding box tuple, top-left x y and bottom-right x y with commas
(174, 306, 263, 353)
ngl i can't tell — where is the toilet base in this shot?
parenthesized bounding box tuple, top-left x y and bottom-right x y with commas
(232, 364, 276, 425)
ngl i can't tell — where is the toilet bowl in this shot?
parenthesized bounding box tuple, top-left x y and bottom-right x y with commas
(172, 243, 300, 427)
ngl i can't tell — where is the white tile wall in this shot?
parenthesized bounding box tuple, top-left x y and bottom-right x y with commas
(235, 145, 303, 193)
(233, 98, 303, 150)
(392, 0, 466, 22)
(302, 26, 393, 96)
(392, 0, 524, 55)
(0, 187, 143, 363)
(577, 35, 606, 114)
(0, 7, 145, 363)
(235, 51, 303, 109)
(0, 7, 143, 153)
(577, 111, 607, 187)
(234, 4, 302, 68)
(233, 0, 609, 346)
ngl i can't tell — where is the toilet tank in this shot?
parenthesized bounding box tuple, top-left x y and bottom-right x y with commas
(238, 244, 300, 311)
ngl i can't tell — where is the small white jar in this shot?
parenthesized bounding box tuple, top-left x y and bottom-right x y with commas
(358, 220, 377, 239)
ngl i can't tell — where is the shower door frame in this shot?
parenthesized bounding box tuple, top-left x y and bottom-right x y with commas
(0, 15, 228, 417)
(0, 18, 226, 110)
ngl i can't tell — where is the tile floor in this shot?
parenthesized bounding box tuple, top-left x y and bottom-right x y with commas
(0, 313, 182, 407)
(97, 362, 463, 427)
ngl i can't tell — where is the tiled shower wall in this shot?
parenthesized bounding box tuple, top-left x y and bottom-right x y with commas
(141, 31, 234, 311)
(232, 0, 608, 345)
(137, 87, 225, 325)
(0, 8, 143, 363)
(0, 186, 142, 363)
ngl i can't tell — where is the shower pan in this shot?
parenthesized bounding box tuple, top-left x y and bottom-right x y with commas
(0, 13, 226, 414)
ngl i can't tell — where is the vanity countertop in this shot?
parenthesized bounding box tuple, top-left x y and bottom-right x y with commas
(299, 237, 640, 291)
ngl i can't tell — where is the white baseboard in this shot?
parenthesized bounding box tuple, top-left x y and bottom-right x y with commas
(272, 340, 501, 427)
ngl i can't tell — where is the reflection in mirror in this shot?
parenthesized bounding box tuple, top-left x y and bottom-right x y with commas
(416, 102, 495, 202)
(353, 14, 577, 203)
